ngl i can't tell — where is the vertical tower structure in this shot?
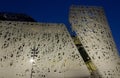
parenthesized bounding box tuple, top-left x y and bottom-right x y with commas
(0, 21, 90, 78)
(69, 5, 120, 78)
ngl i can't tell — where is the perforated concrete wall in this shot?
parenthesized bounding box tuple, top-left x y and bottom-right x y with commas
(69, 5, 120, 78)
(0, 21, 90, 78)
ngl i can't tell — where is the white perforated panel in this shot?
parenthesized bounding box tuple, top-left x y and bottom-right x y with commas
(0, 21, 90, 78)
(69, 5, 120, 78)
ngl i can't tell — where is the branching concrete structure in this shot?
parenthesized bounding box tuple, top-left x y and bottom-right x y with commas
(0, 5, 120, 78)
(0, 21, 90, 78)
(69, 5, 120, 78)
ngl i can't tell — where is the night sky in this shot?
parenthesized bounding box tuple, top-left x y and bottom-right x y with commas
(0, 0, 119, 55)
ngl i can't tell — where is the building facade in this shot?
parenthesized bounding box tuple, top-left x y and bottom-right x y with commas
(69, 5, 120, 78)
(0, 5, 120, 78)
(0, 21, 90, 78)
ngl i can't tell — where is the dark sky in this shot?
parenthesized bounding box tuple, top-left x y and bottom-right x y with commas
(0, 0, 120, 55)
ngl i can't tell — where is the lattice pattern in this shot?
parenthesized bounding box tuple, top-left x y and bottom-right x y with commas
(0, 21, 90, 78)
(69, 5, 120, 78)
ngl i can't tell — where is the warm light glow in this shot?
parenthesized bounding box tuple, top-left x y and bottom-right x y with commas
(30, 58, 35, 63)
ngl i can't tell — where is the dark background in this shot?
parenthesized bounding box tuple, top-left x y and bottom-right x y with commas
(0, 0, 119, 55)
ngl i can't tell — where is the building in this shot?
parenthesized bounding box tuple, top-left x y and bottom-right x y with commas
(0, 12, 36, 22)
(69, 5, 120, 78)
(0, 5, 120, 78)
(0, 21, 90, 78)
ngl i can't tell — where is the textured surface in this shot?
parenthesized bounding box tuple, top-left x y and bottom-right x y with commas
(0, 21, 90, 78)
(69, 5, 120, 78)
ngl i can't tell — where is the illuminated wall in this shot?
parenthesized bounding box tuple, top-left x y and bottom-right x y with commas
(69, 5, 120, 78)
(0, 21, 90, 78)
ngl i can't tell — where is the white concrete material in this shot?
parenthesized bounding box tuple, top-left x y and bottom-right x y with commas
(69, 5, 120, 78)
(0, 21, 90, 78)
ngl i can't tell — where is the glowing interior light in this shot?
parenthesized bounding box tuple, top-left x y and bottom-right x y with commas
(30, 58, 35, 63)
